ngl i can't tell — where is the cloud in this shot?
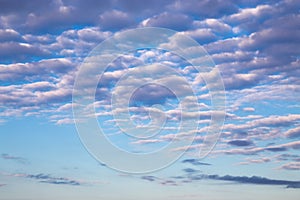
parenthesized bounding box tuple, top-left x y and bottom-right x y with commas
(1, 172, 102, 186)
(227, 5, 274, 24)
(129, 83, 176, 106)
(0, 184, 6, 187)
(237, 157, 271, 165)
(0, 0, 114, 33)
(145, 170, 300, 189)
(182, 159, 211, 166)
(275, 154, 300, 162)
(284, 127, 300, 138)
(182, 168, 201, 173)
(243, 107, 255, 112)
(141, 176, 158, 182)
(193, 19, 232, 35)
(26, 173, 81, 186)
(179, 170, 300, 188)
(170, 0, 238, 18)
(0, 28, 23, 42)
(1, 153, 28, 164)
(141, 12, 192, 31)
(223, 73, 261, 90)
(227, 140, 253, 147)
(202, 174, 300, 188)
(0, 58, 73, 82)
(0, 42, 49, 63)
(115, 0, 173, 15)
(99, 10, 134, 31)
(181, 29, 217, 44)
(214, 141, 300, 155)
(278, 162, 300, 171)
(223, 114, 300, 137)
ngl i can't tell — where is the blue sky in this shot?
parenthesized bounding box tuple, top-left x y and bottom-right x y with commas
(0, 0, 300, 199)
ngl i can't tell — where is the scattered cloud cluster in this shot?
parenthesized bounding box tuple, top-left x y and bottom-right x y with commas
(0, 171, 101, 186)
(141, 170, 300, 189)
(0, 0, 299, 188)
(1, 153, 28, 164)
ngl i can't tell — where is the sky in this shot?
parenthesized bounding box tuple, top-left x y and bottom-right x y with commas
(0, 0, 300, 199)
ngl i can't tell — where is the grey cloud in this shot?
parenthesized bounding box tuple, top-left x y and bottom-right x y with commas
(1, 153, 28, 164)
(238, 157, 271, 165)
(265, 147, 287, 152)
(0, 0, 53, 14)
(146, 170, 300, 188)
(0, 29, 23, 42)
(227, 140, 253, 147)
(182, 159, 211, 166)
(181, 29, 217, 44)
(40, 180, 80, 186)
(223, 73, 261, 90)
(141, 176, 158, 182)
(215, 141, 300, 156)
(0, 58, 73, 82)
(193, 19, 232, 35)
(224, 115, 300, 134)
(26, 173, 81, 186)
(0, 42, 49, 63)
(142, 12, 193, 31)
(51, 28, 111, 57)
(0, 0, 112, 33)
(182, 168, 201, 173)
(279, 162, 300, 171)
(276, 154, 300, 162)
(287, 184, 300, 189)
(284, 127, 300, 138)
(129, 83, 176, 106)
(115, 0, 173, 15)
(170, 0, 238, 18)
(202, 174, 300, 188)
(141, 175, 178, 186)
(99, 10, 134, 31)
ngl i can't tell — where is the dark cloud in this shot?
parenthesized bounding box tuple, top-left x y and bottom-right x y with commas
(26, 173, 81, 186)
(227, 140, 253, 147)
(142, 12, 193, 31)
(182, 168, 201, 173)
(0, 0, 53, 15)
(223, 73, 261, 90)
(215, 141, 300, 156)
(265, 147, 287, 152)
(276, 154, 300, 162)
(0, 42, 50, 63)
(170, 0, 238, 19)
(182, 159, 211, 166)
(278, 162, 300, 171)
(287, 183, 300, 189)
(182, 29, 218, 44)
(0, 0, 112, 33)
(129, 83, 176, 106)
(0, 184, 6, 187)
(1, 153, 28, 164)
(40, 180, 80, 186)
(160, 180, 178, 186)
(180, 171, 300, 188)
(115, 0, 173, 15)
(140, 170, 300, 189)
(99, 10, 134, 31)
(0, 58, 73, 83)
(141, 176, 158, 182)
(285, 127, 300, 139)
(0, 29, 23, 42)
(205, 174, 300, 188)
